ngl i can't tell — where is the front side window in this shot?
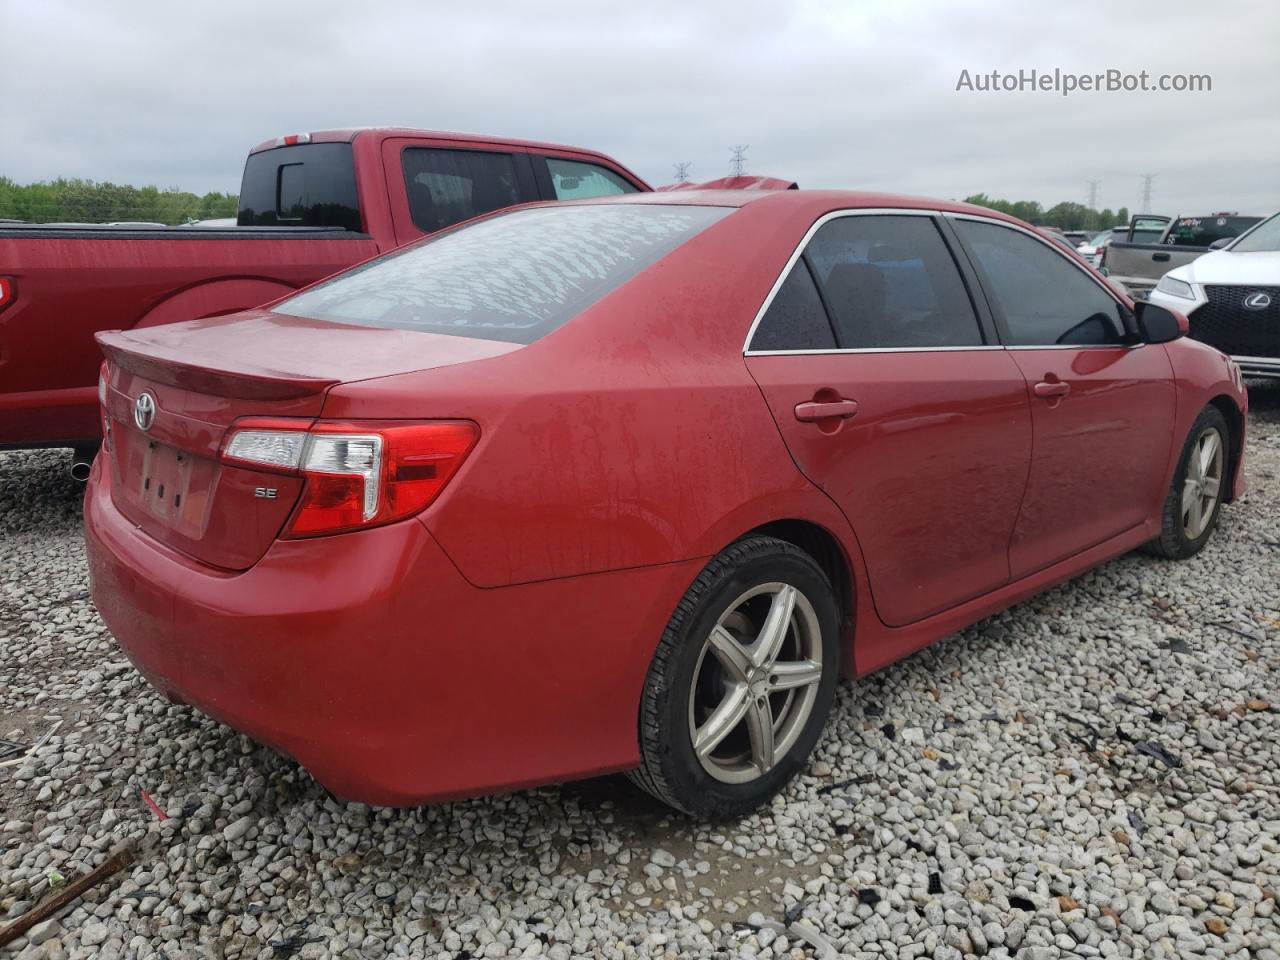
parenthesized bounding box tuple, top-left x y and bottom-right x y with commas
(274, 204, 731, 344)
(1231, 212, 1280, 253)
(545, 158, 637, 200)
(401, 148, 522, 234)
(803, 215, 983, 348)
(955, 219, 1126, 346)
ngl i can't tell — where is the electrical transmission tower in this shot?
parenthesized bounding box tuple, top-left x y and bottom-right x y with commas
(1140, 174, 1156, 213)
(673, 162, 692, 183)
(1087, 180, 1100, 210)
(729, 145, 749, 178)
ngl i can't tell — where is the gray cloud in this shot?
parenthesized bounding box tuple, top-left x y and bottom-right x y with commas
(2, 0, 1277, 214)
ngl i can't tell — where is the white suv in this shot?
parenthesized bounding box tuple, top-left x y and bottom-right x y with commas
(1147, 212, 1280, 379)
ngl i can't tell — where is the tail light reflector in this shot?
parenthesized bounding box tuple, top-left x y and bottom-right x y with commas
(221, 419, 478, 537)
(0, 277, 15, 314)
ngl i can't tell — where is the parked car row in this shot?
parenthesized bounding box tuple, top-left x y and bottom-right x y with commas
(1100, 212, 1263, 296)
(1147, 211, 1280, 378)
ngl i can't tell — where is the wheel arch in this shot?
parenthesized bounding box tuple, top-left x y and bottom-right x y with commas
(1207, 393, 1244, 503)
(735, 518, 857, 673)
(133, 276, 298, 329)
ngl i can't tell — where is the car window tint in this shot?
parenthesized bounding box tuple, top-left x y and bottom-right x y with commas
(803, 216, 983, 348)
(401, 148, 522, 234)
(274, 205, 732, 344)
(955, 220, 1126, 346)
(749, 261, 836, 352)
(238, 142, 362, 231)
(545, 158, 637, 199)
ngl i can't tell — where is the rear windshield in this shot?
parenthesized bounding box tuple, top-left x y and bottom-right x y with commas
(238, 143, 362, 231)
(272, 204, 731, 344)
(1164, 216, 1261, 247)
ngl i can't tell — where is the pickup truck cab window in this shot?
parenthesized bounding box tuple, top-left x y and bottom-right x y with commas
(954, 219, 1126, 346)
(238, 142, 361, 230)
(401, 148, 524, 235)
(803, 214, 984, 349)
(544, 158, 639, 200)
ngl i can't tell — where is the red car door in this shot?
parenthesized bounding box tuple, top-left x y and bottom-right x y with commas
(950, 217, 1175, 576)
(745, 212, 1032, 627)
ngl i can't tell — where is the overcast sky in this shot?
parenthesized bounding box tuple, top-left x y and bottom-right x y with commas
(2, 0, 1277, 215)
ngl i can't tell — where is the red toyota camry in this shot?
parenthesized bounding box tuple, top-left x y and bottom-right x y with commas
(85, 190, 1248, 818)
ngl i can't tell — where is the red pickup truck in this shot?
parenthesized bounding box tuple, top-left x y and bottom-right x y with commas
(0, 128, 648, 470)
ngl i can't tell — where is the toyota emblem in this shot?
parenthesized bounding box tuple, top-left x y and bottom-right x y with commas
(1243, 292, 1272, 311)
(133, 391, 157, 431)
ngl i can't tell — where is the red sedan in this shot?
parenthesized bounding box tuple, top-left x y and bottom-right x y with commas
(85, 190, 1248, 818)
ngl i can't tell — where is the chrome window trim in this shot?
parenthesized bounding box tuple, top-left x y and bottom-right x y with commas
(741, 207, 946, 356)
(748, 345, 1005, 357)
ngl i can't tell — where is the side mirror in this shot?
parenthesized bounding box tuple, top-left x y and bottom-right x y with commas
(1134, 301, 1187, 344)
(1208, 237, 1232, 251)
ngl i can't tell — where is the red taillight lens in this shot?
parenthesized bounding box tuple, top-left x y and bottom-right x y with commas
(0, 277, 15, 314)
(220, 419, 479, 538)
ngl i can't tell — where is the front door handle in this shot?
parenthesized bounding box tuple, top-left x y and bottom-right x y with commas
(794, 398, 859, 422)
(1152, 252, 1171, 262)
(1033, 380, 1071, 400)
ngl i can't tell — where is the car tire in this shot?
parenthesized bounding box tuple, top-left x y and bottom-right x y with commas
(1144, 405, 1231, 560)
(629, 535, 841, 818)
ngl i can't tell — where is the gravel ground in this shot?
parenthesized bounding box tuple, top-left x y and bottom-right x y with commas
(2, 385, 1278, 960)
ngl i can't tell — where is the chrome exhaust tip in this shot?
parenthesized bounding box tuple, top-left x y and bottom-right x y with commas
(70, 447, 97, 482)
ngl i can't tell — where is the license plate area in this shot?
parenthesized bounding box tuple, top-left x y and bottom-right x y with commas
(135, 439, 213, 536)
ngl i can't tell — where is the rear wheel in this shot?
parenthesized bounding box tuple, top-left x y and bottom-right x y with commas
(629, 536, 840, 818)
(1145, 406, 1230, 559)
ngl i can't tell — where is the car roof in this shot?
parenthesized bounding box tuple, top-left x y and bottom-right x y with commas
(543, 188, 1028, 224)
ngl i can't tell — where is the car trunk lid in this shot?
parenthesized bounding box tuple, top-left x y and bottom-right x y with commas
(97, 311, 520, 570)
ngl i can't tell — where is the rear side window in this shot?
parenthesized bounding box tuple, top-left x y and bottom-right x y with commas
(955, 219, 1126, 346)
(273, 204, 732, 344)
(545, 158, 638, 200)
(804, 215, 983, 348)
(401, 148, 522, 234)
(238, 143, 361, 230)
(749, 262, 836, 352)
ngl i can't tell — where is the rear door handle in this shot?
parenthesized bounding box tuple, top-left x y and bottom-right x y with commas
(1032, 380, 1071, 399)
(1152, 252, 1171, 262)
(794, 399, 859, 422)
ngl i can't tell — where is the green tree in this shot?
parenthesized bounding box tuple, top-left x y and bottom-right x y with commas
(0, 175, 237, 224)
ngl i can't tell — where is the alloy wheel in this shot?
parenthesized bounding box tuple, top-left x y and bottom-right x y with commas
(687, 582, 824, 784)
(1181, 426, 1224, 539)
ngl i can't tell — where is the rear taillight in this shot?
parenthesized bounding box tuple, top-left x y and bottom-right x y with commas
(0, 277, 15, 314)
(221, 419, 478, 537)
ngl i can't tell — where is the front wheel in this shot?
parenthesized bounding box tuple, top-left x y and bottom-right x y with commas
(1145, 405, 1230, 559)
(629, 536, 841, 818)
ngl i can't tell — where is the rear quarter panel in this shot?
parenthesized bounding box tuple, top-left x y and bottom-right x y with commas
(319, 199, 860, 588)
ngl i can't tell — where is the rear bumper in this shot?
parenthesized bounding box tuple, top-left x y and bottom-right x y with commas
(85, 458, 700, 805)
